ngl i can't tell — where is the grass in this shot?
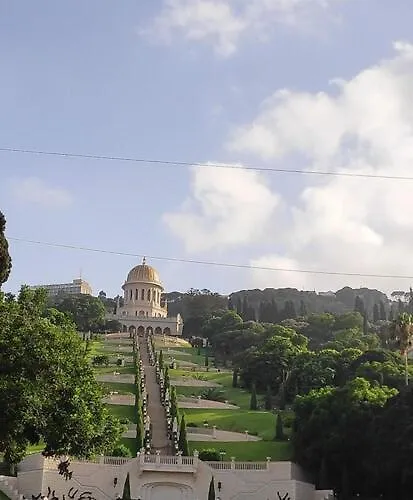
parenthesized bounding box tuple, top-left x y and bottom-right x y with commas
(160, 346, 209, 366)
(183, 409, 277, 440)
(93, 364, 135, 375)
(100, 382, 136, 395)
(105, 404, 136, 424)
(189, 441, 292, 462)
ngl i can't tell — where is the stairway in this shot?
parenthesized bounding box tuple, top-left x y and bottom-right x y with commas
(138, 336, 172, 454)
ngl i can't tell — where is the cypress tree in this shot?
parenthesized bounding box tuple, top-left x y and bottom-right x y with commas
(379, 301, 387, 321)
(354, 296, 365, 315)
(159, 349, 164, 369)
(178, 414, 189, 456)
(208, 476, 215, 500)
(264, 385, 273, 411)
(299, 299, 307, 317)
(232, 369, 238, 388)
(122, 473, 131, 500)
(0, 211, 11, 287)
(373, 303, 380, 323)
(135, 402, 143, 450)
(205, 353, 209, 367)
(274, 412, 285, 441)
(250, 383, 257, 410)
(363, 312, 368, 335)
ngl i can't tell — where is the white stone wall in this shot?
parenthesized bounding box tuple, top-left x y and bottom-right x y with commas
(15, 454, 332, 500)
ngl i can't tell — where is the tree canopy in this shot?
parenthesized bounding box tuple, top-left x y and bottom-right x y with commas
(50, 293, 107, 332)
(0, 211, 11, 287)
(0, 287, 122, 465)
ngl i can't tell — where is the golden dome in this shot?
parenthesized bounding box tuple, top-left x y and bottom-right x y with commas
(125, 257, 162, 285)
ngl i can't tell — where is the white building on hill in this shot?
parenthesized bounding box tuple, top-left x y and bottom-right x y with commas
(108, 258, 183, 336)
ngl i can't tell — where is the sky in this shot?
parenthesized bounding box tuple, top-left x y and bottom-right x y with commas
(2, 0, 413, 297)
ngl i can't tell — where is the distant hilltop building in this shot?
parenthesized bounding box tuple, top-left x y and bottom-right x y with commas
(29, 278, 92, 296)
(109, 257, 183, 336)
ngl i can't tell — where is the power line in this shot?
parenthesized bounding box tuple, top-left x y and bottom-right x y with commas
(1, 146, 412, 181)
(8, 236, 413, 281)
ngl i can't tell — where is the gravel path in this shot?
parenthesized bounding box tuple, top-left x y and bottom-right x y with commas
(178, 397, 239, 409)
(187, 429, 261, 442)
(171, 378, 221, 387)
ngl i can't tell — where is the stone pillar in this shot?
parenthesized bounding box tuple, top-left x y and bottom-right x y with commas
(193, 450, 199, 468)
(212, 425, 217, 439)
(177, 451, 183, 465)
(231, 457, 235, 471)
(155, 450, 161, 464)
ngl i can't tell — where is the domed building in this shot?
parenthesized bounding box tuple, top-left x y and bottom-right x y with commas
(113, 258, 183, 336)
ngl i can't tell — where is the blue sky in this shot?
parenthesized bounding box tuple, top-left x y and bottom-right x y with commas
(2, 0, 413, 297)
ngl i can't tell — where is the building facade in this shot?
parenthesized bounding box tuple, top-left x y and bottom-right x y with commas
(109, 258, 183, 336)
(29, 278, 92, 296)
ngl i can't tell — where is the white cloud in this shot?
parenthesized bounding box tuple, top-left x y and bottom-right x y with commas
(163, 164, 279, 252)
(11, 177, 73, 208)
(143, 0, 345, 56)
(225, 41, 413, 292)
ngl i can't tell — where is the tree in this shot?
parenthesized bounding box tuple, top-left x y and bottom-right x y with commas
(0, 211, 11, 286)
(274, 413, 285, 440)
(373, 303, 380, 323)
(264, 385, 273, 410)
(363, 312, 369, 335)
(393, 313, 413, 386)
(293, 377, 397, 498)
(205, 353, 209, 367)
(232, 369, 238, 388)
(122, 473, 131, 500)
(250, 383, 257, 410)
(51, 294, 106, 332)
(0, 287, 123, 466)
(379, 301, 387, 321)
(208, 476, 215, 500)
(178, 414, 189, 456)
(354, 296, 365, 315)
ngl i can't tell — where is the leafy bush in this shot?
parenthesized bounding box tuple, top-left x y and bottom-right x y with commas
(200, 388, 226, 402)
(110, 444, 132, 457)
(198, 448, 221, 461)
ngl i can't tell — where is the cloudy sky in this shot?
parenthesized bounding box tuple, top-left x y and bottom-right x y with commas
(1, 1, 413, 297)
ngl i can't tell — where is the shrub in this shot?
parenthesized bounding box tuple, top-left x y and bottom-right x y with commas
(110, 444, 132, 457)
(199, 449, 221, 461)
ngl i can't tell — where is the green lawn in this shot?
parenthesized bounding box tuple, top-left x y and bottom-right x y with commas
(183, 409, 278, 440)
(93, 364, 136, 375)
(105, 404, 136, 423)
(160, 346, 209, 366)
(189, 441, 292, 461)
(100, 382, 136, 395)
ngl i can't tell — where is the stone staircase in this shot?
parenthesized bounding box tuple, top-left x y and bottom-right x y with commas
(0, 475, 23, 500)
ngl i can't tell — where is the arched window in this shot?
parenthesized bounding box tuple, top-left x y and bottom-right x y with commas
(138, 310, 145, 317)
(147, 289, 151, 301)
(135, 289, 138, 300)
(141, 289, 144, 300)
(129, 289, 132, 300)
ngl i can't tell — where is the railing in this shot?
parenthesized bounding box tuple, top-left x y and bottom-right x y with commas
(103, 457, 131, 466)
(206, 461, 269, 471)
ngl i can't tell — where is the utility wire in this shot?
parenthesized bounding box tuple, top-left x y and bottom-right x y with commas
(1, 146, 412, 181)
(8, 237, 413, 280)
